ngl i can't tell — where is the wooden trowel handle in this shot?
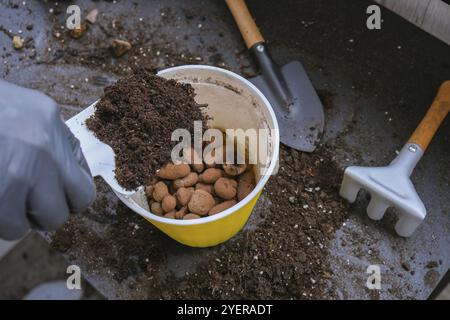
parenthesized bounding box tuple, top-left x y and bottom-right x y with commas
(226, 0, 265, 48)
(408, 81, 450, 151)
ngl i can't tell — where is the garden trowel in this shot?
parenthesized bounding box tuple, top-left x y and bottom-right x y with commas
(226, 0, 324, 152)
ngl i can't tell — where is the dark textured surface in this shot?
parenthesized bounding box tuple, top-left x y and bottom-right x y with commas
(0, 0, 449, 299)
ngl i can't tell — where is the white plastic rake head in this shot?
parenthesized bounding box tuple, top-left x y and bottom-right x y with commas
(340, 143, 426, 237)
(340, 81, 450, 237)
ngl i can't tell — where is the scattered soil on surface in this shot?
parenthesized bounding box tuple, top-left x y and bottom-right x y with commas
(317, 89, 336, 110)
(86, 67, 208, 189)
(52, 145, 349, 299)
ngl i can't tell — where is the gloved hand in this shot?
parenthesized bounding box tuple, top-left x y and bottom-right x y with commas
(0, 80, 96, 240)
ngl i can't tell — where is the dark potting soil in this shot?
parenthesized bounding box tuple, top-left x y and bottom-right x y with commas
(51, 145, 349, 299)
(85, 67, 208, 190)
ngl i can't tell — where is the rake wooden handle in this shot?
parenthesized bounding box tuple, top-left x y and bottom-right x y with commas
(408, 81, 450, 151)
(225, 0, 265, 48)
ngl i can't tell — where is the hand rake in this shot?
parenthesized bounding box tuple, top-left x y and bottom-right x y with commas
(340, 81, 450, 237)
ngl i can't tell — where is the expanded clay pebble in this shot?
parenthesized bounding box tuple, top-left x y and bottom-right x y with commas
(188, 189, 215, 216)
(223, 164, 247, 176)
(173, 172, 198, 189)
(183, 213, 201, 220)
(164, 211, 176, 219)
(175, 207, 188, 219)
(209, 200, 237, 216)
(199, 168, 222, 184)
(175, 187, 194, 206)
(214, 177, 237, 200)
(162, 195, 177, 213)
(195, 182, 214, 195)
(238, 171, 256, 201)
(157, 163, 191, 180)
(152, 181, 169, 202)
(150, 202, 163, 216)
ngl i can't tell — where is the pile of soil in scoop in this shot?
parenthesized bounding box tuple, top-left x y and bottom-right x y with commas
(86, 67, 208, 190)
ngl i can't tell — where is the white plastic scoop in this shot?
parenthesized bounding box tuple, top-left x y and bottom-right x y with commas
(340, 81, 450, 237)
(65, 102, 135, 196)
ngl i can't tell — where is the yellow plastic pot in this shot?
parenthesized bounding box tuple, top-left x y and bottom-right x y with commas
(114, 65, 280, 247)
